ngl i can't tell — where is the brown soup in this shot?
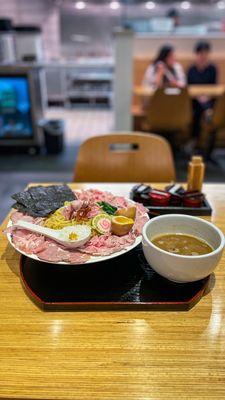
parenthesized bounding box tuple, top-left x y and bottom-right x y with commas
(151, 233, 213, 256)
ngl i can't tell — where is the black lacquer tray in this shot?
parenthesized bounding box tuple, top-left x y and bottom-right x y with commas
(130, 193, 212, 217)
(20, 245, 209, 311)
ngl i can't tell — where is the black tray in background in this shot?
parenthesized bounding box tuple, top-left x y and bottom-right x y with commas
(20, 245, 209, 311)
(130, 193, 212, 216)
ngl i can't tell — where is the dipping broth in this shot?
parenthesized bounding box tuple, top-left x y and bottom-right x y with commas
(151, 233, 213, 256)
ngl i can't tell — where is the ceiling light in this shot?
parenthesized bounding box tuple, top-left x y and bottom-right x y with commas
(217, 1, 225, 9)
(75, 1, 86, 10)
(145, 2, 156, 10)
(180, 1, 191, 10)
(109, 1, 120, 10)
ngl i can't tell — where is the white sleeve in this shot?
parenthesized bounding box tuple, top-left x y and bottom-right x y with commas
(175, 63, 186, 87)
(142, 65, 156, 87)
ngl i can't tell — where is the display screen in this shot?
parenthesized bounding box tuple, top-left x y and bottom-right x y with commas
(0, 75, 33, 139)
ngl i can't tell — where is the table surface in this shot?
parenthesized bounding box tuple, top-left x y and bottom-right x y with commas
(134, 84, 225, 98)
(1, 183, 225, 400)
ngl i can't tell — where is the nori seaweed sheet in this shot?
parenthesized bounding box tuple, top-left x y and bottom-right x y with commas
(11, 185, 76, 217)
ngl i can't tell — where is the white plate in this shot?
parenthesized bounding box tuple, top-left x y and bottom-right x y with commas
(6, 197, 148, 265)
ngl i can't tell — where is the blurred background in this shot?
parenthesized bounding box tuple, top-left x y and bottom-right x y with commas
(1, 0, 225, 221)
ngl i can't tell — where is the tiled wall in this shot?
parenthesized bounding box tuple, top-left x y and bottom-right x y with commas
(0, 0, 60, 60)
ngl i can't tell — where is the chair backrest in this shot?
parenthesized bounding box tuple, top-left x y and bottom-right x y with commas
(73, 132, 176, 182)
(146, 87, 192, 131)
(212, 92, 225, 129)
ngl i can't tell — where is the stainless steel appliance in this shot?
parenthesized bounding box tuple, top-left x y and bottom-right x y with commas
(14, 26, 43, 62)
(0, 19, 15, 64)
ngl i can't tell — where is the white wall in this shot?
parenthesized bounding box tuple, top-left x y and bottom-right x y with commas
(114, 30, 134, 131)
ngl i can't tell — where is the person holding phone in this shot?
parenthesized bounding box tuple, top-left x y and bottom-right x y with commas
(142, 45, 186, 89)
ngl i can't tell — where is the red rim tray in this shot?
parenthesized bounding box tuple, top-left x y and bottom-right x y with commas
(19, 245, 209, 311)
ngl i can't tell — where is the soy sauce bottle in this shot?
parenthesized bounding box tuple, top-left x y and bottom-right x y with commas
(187, 156, 205, 192)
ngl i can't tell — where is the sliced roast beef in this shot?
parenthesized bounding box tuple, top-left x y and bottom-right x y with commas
(12, 229, 46, 254)
(79, 232, 137, 256)
(37, 242, 71, 263)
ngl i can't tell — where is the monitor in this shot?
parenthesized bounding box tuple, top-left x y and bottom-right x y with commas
(0, 75, 33, 140)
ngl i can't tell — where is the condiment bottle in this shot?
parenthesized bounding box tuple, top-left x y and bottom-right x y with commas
(187, 156, 205, 192)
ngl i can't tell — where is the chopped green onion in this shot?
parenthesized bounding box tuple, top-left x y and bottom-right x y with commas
(97, 201, 117, 215)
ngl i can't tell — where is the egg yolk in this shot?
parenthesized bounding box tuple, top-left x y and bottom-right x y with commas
(114, 216, 133, 224)
(69, 232, 78, 241)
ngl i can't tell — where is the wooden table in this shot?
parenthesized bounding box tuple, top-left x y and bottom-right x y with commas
(1, 182, 225, 399)
(134, 84, 225, 99)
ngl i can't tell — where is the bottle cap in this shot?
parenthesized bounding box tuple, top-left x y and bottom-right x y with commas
(191, 156, 203, 164)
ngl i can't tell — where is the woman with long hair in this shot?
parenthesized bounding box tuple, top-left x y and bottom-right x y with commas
(143, 45, 186, 88)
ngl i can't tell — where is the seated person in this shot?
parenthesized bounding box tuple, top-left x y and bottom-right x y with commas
(142, 45, 186, 89)
(187, 41, 218, 141)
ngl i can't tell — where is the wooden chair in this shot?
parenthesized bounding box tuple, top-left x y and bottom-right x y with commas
(212, 92, 225, 129)
(143, 87, 192, 144)
(199, 92, 225, 157)
(73, 132, 176, 182)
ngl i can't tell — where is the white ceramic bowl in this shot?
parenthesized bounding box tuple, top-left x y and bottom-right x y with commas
(142, 214, 225, 283)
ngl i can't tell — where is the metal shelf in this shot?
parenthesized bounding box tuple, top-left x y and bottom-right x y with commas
(70, 74, 113, 81)
(45, 60, 114, 105)
(68, 91, 112, 98)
